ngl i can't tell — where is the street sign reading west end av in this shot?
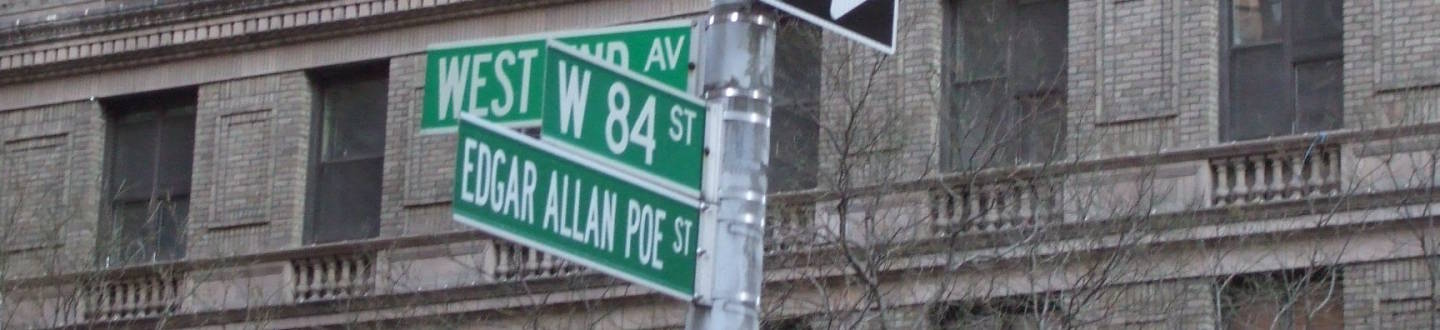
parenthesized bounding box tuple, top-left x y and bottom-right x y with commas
(761, 0, 897, 53)
(453, 113, 701, 299)
(423, 20, 693, 132)
(540, 41, 706, 197)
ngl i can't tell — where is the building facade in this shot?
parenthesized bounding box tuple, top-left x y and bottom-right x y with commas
(1, 0, 1440, 328)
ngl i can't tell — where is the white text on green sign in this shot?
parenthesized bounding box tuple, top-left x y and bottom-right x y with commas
(541, 40, 705, 196)
(452, 114, 699, 299)
(423, 21, 692, 132)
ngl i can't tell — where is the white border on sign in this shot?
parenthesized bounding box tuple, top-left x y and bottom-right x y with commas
(428, 19, 693, 51)
(419, 120, 539, 135)
(453, 212, 692, 300)
(459, 113, 702, 209)
(758, 0, 897, 54)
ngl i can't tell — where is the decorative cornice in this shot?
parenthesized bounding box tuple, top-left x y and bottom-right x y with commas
(0, 0, 326, 48)
(0, 0, 574, 86)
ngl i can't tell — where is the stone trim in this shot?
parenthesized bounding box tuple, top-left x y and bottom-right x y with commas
(0, 0, 575, 85)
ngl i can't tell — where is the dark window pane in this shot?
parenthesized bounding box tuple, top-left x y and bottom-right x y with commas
(322, 78, 388, 161)
(1293, 0, 1342, 42)
(310, 158, 383, 243)
(950, 80, 1014, 170)
(110, 120, 157, 201)
(106, 199, 186, 265)
(1232, 0, 1283, 47)
(1295, 59, 1343, 133)
(957, 0, 1011, 80)
(1018, 92, 1066, 163)
(770, 19, 821, 193)
(1229, 45, 1291, 140)
(156, 112, 196, 197)
(1011, 0, 1068, 93)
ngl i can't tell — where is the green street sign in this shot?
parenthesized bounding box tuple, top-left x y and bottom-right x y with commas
(423, 21, 693, 133)
(540, 41, 705, 196)
(453, 113, 700, 299)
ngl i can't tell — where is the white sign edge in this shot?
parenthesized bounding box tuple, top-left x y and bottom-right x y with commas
(459, 112, 701, 209)
(759, 0, 897, 54)
(427, 19, 693, 51)
(451, 213, 692, 300)
(543, 39, 706, 107)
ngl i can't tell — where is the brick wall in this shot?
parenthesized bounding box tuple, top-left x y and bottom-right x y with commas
(1346, 0, 1440, 127)
(188, 72, 312, 258)
(380, 54, 464, 237)
(0, 101, 104, 278)
(1067, 0, 1218, 160)
(1073, 280, 1217, 330)
(1344, 258, 1440, 329)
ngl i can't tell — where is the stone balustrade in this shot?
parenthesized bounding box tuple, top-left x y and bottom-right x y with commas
(82, 272, 183, 321)
(1210, 144, 1341, 206)
(290, 252, 375, 302)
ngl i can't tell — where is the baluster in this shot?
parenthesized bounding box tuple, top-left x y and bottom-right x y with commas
(1328, 148, 1341, 194)
(1019, 181, 1031, 226)
(1289, 152, 1305, 198)
(1251, 156, 1267, 202)
(1213, 161, 1230, 205)
(325, 258, 339, 298)
(119, 283, 133, 318)
(1231, 158, 1249, 203)
(1308, 152, 1324, 196)
(966, 187, 982, 231)
(143, 278, 156, 316)
(983, 187, 1000, 230)
(1269, 154, 1285, 199)
(341, 257, 355, 297)
(525, 247, 538, 277)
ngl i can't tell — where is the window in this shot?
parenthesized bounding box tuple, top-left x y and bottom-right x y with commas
(933, 298, 1064, 330)
(1220, 269, 1343, 330)
(946, 0, 1068, 171)
(306, 64, 388, 244)
(761, 317, 813, 330)
(1224, 0, 1342, 141)
(101, 89, 197, 266)
(769, 18, 822, 193)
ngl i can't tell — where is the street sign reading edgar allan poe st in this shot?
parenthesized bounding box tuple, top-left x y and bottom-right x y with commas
(453, 114, 701, 299)
(423, 21, 692, 132)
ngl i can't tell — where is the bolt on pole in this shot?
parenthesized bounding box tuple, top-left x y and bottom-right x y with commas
(687, 0, 774, 329)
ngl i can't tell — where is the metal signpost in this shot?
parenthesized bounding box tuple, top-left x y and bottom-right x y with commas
(423, 21, 693, 132)
(453, 113, 701, 298)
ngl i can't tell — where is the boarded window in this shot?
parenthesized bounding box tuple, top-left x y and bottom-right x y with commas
(933, 297, 1065, 330)
(307, 64, 388, 244)
(947, 0, 1068, 171)
(1224, 0, 1342, 141)
(1221, 269, 1344, 330)
(102, 89, 197, 266)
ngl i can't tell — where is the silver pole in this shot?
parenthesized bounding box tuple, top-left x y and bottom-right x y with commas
(687, 0, 773, 329)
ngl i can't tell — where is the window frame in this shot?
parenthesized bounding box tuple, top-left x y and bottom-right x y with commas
(1220, 0, 1343, 141)
(98, 88, 198, 267)
(944, 0, 1068, 171)
(303, 62, 390, 245)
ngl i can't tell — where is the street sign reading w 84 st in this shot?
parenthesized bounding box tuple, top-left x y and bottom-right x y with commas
(453, 113, 701, 299)
(540, 41, 706, 197)
(761, 0, 897, 53)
